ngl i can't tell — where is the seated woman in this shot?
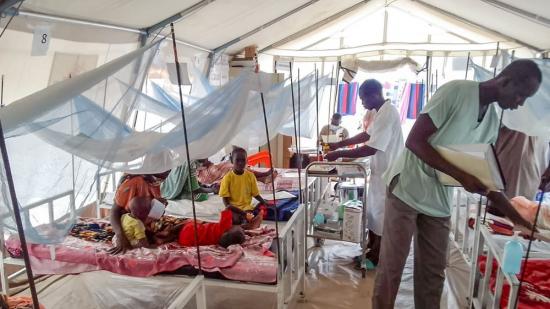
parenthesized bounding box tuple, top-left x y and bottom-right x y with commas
(109, 170, 171, 254)
(161, 160, 217, 202)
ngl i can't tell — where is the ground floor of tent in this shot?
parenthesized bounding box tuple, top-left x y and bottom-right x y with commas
(10, 240, 468, 309)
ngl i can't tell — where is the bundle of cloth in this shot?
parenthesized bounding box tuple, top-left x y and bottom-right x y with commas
(510, 196, 550, 230)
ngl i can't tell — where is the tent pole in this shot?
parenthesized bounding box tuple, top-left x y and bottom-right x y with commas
(0, 120, 40, 309)
(1, 74, 4, 108)
(327, 65, 335, 131)
(425, 55, 431, 103)
(259, 92, 282, 282)
(481, 42, 502, 226)
(288, 62, 302, 204)
(297, 69, 302, 169)
(170, 23, 202, 273)
(464, 52, 471, 80)
(315, 65, 320, 159)
(333, 61, 341, 115)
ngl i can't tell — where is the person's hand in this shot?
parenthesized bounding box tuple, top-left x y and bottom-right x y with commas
(325, 151, 341, 162)
(157, 197, 168, 206)
(108, 233, 132, 255)
(539, 166, 550, 192)
(457, 172, 488, 195)
(245, 212, 255, 222)
(327, 142, 341, 151)
(212, 183, 220, 194)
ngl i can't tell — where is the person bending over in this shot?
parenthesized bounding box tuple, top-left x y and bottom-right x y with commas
(219, 147, 269, 225)
(109, 171, 170, 254)
(373, 59, 541, 309)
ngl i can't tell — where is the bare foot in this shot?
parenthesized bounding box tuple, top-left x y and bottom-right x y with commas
(242, 214, 263, 230)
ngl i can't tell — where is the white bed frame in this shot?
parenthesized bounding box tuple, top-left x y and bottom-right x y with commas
(449, 188, 480, 266)
(94, 169, 310, 308)
(0, 188, 208, 309)
(469, 220, 550, 309)
(0, 189, 75, 295)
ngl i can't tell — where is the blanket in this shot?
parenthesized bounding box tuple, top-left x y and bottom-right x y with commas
(5, 218, 278, 283)
(479, 256, 550, 309)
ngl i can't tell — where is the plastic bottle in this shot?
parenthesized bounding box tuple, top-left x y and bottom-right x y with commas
(502, 231, 524, 274)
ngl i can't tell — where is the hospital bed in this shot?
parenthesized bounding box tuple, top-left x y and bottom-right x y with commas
(1, 167, 318, 308)
(0, 190, 207, 309)
(448, 188, 550, 308)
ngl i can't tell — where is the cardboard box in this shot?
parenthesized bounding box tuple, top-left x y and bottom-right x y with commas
(244, 45, 257, 58)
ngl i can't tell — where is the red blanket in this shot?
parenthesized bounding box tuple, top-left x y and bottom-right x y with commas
(479, 256, 550, 308)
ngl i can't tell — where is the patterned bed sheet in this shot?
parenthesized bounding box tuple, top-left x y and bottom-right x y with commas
(5, 217, 277, 283)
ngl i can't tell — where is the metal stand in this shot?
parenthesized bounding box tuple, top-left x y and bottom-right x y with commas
(304, 161, 369, 277)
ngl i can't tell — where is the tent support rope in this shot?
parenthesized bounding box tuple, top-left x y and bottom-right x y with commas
(315, 65, 320, 159)
(0, 119, 40, 309)
(170, 23, 202, 273)
(259, 92, 283, 279)
(289, 62, 303, 203)
(481, 42, 501, 225)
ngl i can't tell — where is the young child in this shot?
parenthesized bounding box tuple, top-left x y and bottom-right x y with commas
(219, 147, 269, 225)
(120, 196, 164, 249)
(178, 209, 261, 247)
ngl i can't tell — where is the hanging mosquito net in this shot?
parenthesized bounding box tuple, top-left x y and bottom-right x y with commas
(0, 39, 331, 245)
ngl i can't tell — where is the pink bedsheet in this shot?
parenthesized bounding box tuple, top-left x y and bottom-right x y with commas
(6, 224, 277, 283)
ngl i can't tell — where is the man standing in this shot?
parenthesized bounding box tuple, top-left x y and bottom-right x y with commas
(325, 79, 404, 266)
(319, 113, 349, 143)
(373, 60, 542, 309)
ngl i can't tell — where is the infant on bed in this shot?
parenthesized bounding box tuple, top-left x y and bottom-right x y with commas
(121, 196, 258, 249)
(510, 196, 550, 230)
(119, 197, 166, 248)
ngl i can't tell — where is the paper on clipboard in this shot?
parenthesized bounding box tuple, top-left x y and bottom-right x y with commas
(321, 134, 340, 143)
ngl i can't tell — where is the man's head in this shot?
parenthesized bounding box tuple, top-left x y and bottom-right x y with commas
(219, 226, 246, 248)
(128, 196, 152, 221)
(330, 113, 342, 126)
(231, 147, 247, 174)
(494, 59, 542, 110)
(359, 79, 385, 110)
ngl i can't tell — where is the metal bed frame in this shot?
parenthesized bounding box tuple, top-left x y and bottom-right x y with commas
(94, 168, 313, 308)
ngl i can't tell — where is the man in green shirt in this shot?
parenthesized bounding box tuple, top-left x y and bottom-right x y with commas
(373, 60, 542, 309)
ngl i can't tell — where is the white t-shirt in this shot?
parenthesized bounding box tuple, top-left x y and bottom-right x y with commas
(366, 101, 404, 176)
(364, 100, 404, 235)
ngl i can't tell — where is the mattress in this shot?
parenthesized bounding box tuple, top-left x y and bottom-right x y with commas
(5, 217, 278, 284)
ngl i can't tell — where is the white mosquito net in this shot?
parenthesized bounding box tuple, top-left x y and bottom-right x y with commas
(0, 39, 330, 244)
(471, 59, 550, 137)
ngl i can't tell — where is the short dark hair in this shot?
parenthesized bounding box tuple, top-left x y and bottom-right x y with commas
(232, 146, 247, 156)
(499, 59, 542, 84)
(219, 227, 246, 248)
(359, 79, 383, 97)
(332, 113, 342, 119)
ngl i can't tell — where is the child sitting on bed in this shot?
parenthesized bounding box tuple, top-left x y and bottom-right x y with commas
(178, 208, 262, 247)
(119, 197, 165, 249)
(219, 147, 269, 225)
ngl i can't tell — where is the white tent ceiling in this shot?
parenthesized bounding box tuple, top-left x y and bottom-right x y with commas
(3, 0, 548, 56)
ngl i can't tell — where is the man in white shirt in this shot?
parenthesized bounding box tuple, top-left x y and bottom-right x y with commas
(325, 79, 404, 266)
(319, 113, 349, 143)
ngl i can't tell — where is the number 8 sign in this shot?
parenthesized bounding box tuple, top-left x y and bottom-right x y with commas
(31, 26, 51, 56)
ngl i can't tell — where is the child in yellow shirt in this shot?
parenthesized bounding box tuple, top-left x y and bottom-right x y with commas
(219, 147, 269, 225)
(120, 197, 164, 248)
